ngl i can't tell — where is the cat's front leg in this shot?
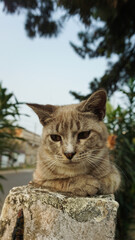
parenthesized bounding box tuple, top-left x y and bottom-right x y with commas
(69, 175, 100, 196)
(35, 175, 100, 197)
(99, 165, 121, 194)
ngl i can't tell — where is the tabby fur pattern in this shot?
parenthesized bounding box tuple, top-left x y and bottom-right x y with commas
(27, 90, 121, 196)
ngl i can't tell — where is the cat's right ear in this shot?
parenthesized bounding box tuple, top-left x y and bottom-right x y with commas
(77, 89, 107, 120)
(26, 103, 57, 126)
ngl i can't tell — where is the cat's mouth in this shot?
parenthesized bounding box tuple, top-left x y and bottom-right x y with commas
(64, 161, 80, 165)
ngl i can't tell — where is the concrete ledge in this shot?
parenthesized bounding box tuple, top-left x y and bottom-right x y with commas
(0, 184, 119, 240)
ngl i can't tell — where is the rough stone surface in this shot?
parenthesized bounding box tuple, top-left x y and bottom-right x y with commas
(0, 184, 119, 240)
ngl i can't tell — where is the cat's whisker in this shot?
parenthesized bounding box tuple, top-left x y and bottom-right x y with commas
(86, 159, 98, 171)
(77, 150, 100, 159)
(91, 157, 109, 165)
(77, 147, 103, 156)
(29, 89, 121, 196)
(87, 158, 110, 174)
(44, 163, 56, 173)
(86, 156, 105, 168)
(88, 155, 107, 165)
(44, 158, 57, 173)
(86, 159, 105, 175)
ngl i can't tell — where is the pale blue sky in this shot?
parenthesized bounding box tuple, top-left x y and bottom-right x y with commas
(0, 5, 113, 134)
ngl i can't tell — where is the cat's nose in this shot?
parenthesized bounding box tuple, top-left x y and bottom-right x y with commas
(64, 152, 76, 160)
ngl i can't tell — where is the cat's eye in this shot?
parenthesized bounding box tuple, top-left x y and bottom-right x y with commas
(50, 134, 62, 142)
(78, 131, 91, 140)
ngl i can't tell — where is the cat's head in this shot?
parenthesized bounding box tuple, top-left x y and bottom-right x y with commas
(27, 90, 108, 173)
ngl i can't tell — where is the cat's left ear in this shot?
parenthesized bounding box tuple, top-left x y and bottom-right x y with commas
(77, 89, 107, 120)
(26, 103, 57, 126)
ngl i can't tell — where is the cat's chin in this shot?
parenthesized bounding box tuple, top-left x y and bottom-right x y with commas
(64, 162, 80, 165)
(61, 160, 81, 166)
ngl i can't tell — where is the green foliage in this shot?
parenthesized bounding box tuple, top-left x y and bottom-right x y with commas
(0, 82, 25, 193)
(71, 79, 135, 239)
(0, 82, 24, 158)
(0, 0, 62, 38)
(1, 0, 135, 94)
(105, 79, 135, 240)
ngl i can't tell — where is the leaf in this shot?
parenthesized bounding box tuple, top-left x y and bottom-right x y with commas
(0, 81, 29, 157)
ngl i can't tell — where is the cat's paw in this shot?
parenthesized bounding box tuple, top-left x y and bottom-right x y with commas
(71, 175, 100, 197)
(83, 176, 100, 196)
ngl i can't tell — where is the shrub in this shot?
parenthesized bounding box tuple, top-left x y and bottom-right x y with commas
(106, 79, 135, 240)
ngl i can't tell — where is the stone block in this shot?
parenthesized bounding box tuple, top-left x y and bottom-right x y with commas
(0, 184, 119, 240)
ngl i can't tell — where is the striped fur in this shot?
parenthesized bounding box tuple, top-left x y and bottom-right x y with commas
(28, 90, 121, 196)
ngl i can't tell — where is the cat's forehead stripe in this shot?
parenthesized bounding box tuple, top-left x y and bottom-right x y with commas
(76, 120, 81, 130)
(70, 119, 73, 130)
(55, 113, 81, 133)
(56, 120, 80, 133)
(56, 123, 59, 132)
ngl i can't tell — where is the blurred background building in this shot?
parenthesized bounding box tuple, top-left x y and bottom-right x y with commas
(0, 129, 40, 168)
